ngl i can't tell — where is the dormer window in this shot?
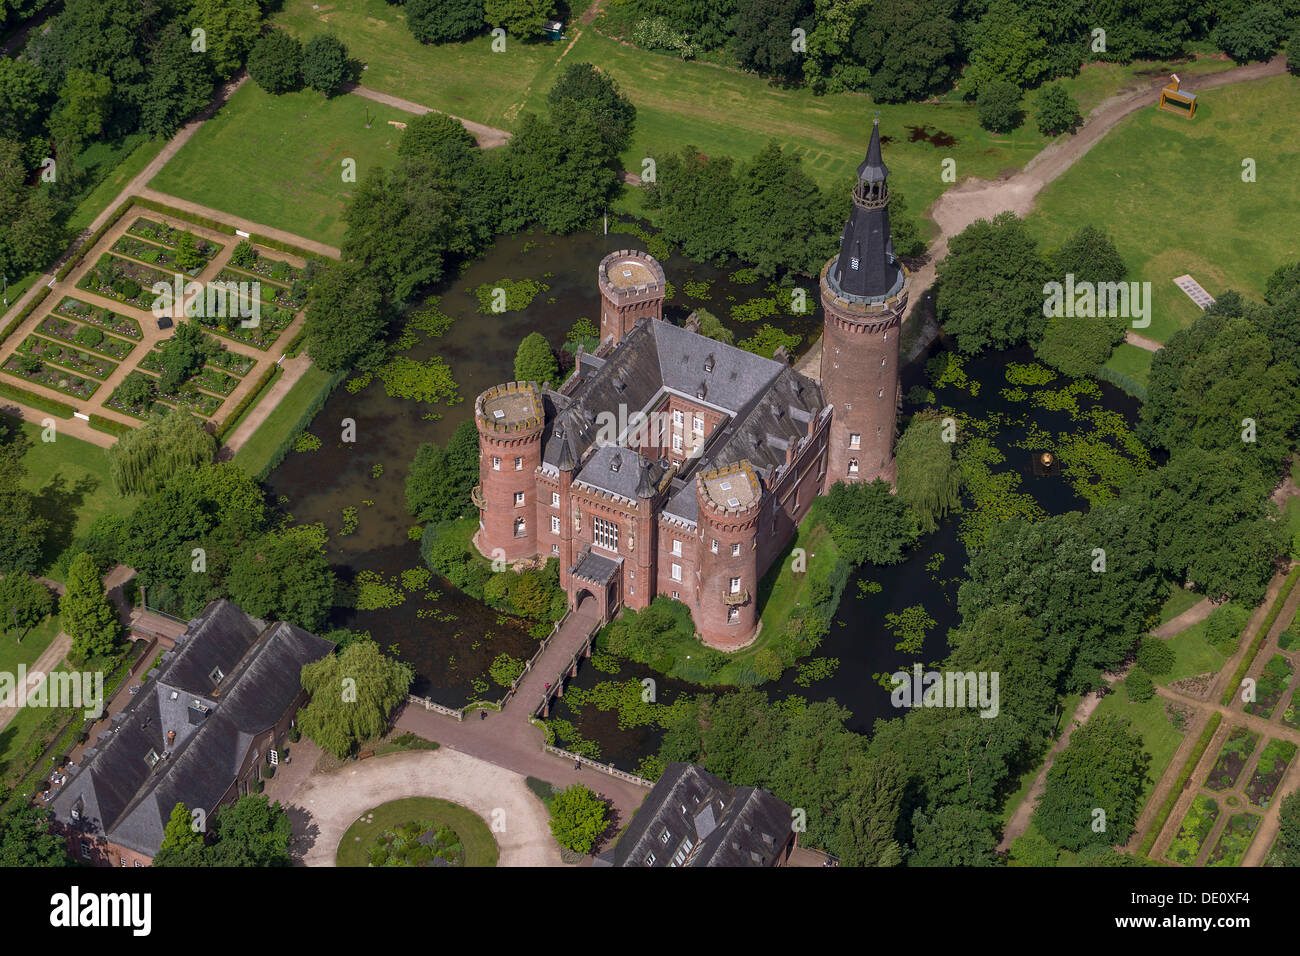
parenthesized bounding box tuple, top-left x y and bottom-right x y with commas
(703, 355, 714, 373)
(850, 256, 859, 270)
(145, 749, 160, 768)
(209, 666, 224, 688)
(610, 455, 621, 473)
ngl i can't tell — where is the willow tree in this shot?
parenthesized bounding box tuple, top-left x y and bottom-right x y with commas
(895, 411, 962, 533)
(107, 406, 216, 496)
(298, 639, 414, 758)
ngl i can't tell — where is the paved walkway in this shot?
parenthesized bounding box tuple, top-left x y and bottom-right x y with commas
(287, 749, 562, 867)
(1125, 331, 1165, 353)
(1150, 597, 1216, 639)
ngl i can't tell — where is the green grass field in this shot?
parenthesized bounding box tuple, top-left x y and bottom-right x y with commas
(1159, 618, 1229, 684)
(1159, 583, 1205, 625)
(5, 415, 140, 581)
(1027, 74, 1300, 381)
(149, 83, 410, 244)
(335, 795, 499, 866)
(270, 0, 1242, 225)
(232, 364, 337, 478)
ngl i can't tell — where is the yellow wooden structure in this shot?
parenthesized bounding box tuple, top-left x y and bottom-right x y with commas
(1158, 74, 1197, 117)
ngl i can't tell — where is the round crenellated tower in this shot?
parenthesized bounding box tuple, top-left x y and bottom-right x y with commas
(474, 382, 545, 563)
(819, 117, 909, 487)
(695, 461, 763, 648)
(597, 249, 666, 349)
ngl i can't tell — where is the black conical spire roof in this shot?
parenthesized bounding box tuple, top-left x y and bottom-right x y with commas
(831, 117, 901, 299)
(856, 117, 889, 183)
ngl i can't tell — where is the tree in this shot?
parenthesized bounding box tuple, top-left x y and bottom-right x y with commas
(405, 0, 485, 43)
(305, 260, 390, 372)
(1121, 447, 1284, 606)
(398, 112, 478, 165)
(935, 212, 1050, 352)
(1034, 83, 1081, 135)
(497, 112, 617, 234)
(342, 158, 472, 304)
(1140, 313, 1300, 479)
(852, 0, 959, 102)
(0, 801, 68, 866)
(965, 0, 1051, 92)
(818, 479, 919, 566)
(958, 503, 1162, 692)
(298, 638, 414, 758)
(895, 412, 961, 532)
(1214, 3, 1286, 63)
(514, 332, 559, 387)
(732, 141, 836, 277)
(189, 0, 262, 78)
(406, 420, 480, 523)
(248, 30, 303, 94)
(141, 22, 216, 139)
(154, 320, 212, 393)
(0, 57, 49, 143)
(976, 80, 1022, 133)
(833, 752, 903, 866)
(1289, 24, 1300, 76)
(547, 783, 608, 853)
(153, 802, 206, 866)
(483, 0, 556, 40)
(546, 61, 636, 157)
(1052, 224, 1127, 284)
(206, 794, 292, 866)
(114, 373, 157, 413)
(48, 68, 112, 154)
(1034, 713, 1148, 851)
(62, 552, 120, 665)
(947, 605, 1056, 738)
(732, 0, 813, 81)
(226, 524, 335, 631)
(1126, 666, 1154, 702)
(0, 573, 54, 634)
(910, 804, 999, 865)
(646, 146, 737, 262)
(694, 308, 735, 346)
(1034, 313, 1126, 377)
(301, 34, 348, 96)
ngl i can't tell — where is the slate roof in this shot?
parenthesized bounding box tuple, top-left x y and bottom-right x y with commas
(571, 550, 621, 586)
(594, 763, 793, 867)
(49, 600, 333, 858)
(832, 119, 903, 300)
(542, 318, 824, 495)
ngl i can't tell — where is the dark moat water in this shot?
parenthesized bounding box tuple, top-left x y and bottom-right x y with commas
(264, 223, 1144, 767)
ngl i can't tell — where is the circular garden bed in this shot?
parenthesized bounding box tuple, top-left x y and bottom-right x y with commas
(335, 797, 499, 868)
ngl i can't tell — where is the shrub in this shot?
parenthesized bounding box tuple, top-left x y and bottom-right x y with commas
(1214, 4, 1286, 63)
(1127, 667, 1154, 702)
(74, 325, 103, 348)
(547, 784, 608, 854)
(977, 81, 1022, 133)
(1136, 637, 1175, 676)
(405, 0, 485, 44)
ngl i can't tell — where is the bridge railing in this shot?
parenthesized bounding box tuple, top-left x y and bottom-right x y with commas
(542, 744, 653, 788)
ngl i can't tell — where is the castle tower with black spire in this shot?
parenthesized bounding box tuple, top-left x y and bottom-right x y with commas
(818, 117, 910, 486)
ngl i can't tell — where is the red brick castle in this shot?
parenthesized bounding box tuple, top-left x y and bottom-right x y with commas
(473, 122, 910, 648)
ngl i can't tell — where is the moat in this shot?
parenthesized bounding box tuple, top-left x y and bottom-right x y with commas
(265, 224, 1144, 771)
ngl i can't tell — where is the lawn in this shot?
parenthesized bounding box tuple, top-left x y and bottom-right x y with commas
(0, 614, 61, 696)
(1158, 582, 1205, 625)
(335, 796, 499, 867)
(232, 364, 338, 479)
(1093, 686, 1186, 818)
(5, 415, 140, 581)
(1159, 617, 1230, 685)
(1027, 74, 1300, 363)
(148, 83, 410, 245)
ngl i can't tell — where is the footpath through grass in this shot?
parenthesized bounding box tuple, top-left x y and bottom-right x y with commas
(149, 83, 409, 244)
(335, 795, 499, 867)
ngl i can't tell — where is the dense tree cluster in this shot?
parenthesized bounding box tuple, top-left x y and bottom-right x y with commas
(154, 796, 292, 867)
(603, 0, 1287, 116)
(0, 0, 282, 282)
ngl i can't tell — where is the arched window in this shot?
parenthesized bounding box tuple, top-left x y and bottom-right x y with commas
(514, 517, 526, 538)
(848, 459, 859, 475)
